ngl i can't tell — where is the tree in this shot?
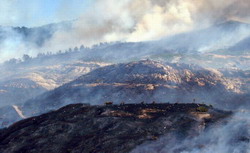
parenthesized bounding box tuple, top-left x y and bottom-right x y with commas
(22, 54, 31, 62)
(4, 58, 19, 65)
(37, 53, 45, 58)
(80, 45, 85, 51)
(73, 47, 79, 52)
(57, 50, 62, 54)
(47, 52, 52, 56)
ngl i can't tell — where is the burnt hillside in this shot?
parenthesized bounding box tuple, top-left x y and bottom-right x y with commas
(0, 103, 231, 153)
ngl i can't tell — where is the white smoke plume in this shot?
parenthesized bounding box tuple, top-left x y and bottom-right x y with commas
(45, 0, 250, 48)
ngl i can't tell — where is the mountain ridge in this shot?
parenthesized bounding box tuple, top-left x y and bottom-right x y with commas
(20, 60, 241, 117)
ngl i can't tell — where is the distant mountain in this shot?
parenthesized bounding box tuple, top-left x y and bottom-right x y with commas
(0, 103, 231, 153)
(76, 20, 250, 65)
(1, 20, 249, 67)
(159, 20, 250, 52)
(1, 20, 249, 64)
(0, 21, 72, 47)
(228, 36, 250, 54)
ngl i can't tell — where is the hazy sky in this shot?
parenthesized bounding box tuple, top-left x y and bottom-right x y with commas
(1, 0, 249, 28)
(0, 0, 93, 27)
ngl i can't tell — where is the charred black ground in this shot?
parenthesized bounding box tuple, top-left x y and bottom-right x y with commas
(0, 103, 231, 153)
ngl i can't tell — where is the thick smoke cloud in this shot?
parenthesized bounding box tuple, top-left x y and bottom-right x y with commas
(44, 0, 195, 51)
(1, 0, 250, 62)
(46, 0, 250, 49)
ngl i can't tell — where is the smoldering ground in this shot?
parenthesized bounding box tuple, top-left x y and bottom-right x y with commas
(131, 111, 250, 153)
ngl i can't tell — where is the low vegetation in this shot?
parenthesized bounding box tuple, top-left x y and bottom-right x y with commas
(196, 106, 209, 112)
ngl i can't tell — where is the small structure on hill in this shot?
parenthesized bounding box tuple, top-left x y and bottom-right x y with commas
(105, 102, 113, 105)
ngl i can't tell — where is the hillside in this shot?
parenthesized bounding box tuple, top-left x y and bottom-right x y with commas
(0, 78, 46, 107)
(22, 60, 241, 115)
(0, 61, 109, 106)
(0, 103, 231, 153)
(1, 20, 250, 70)
(0, 59, 247, 128)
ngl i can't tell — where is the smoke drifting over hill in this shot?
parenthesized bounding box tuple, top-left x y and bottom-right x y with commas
(1, 0, 250, 62)
(132, 111, 250, 153)
(48, 0, 250, 47)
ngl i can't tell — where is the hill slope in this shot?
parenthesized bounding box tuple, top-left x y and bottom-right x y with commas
(20, 60, 242, 116)
(0, 60, 246, 128)
(0, 103, 231, 153)
(0, 61, 108, 106)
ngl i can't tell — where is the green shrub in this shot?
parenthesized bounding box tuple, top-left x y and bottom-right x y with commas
(196, 106, 209, 112)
